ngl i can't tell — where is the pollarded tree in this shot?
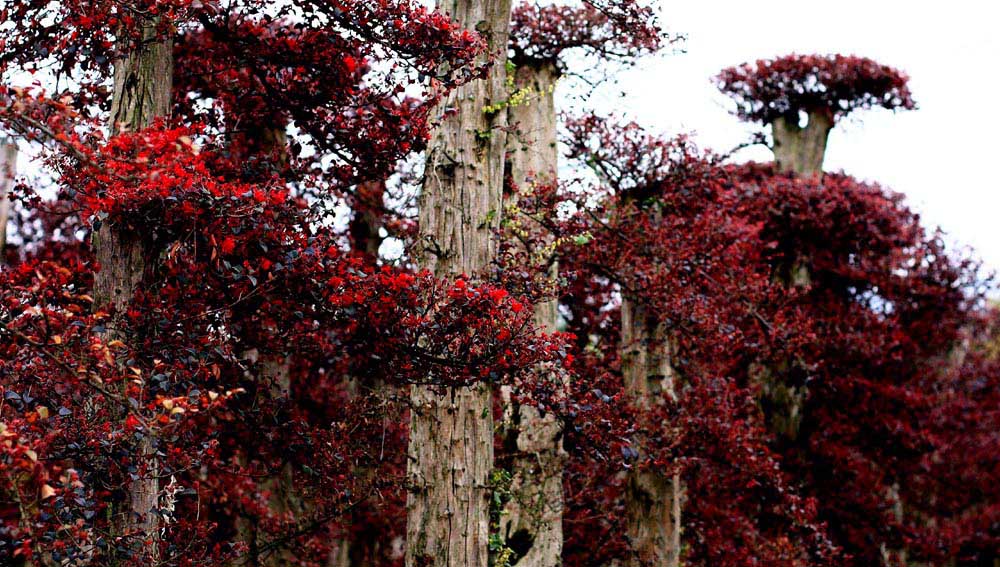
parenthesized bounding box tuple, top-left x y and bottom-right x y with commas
(0, 2, 570, 565)
(574, 120, 698, 567)
(552, 115, 840, 567)
(728, 165, 980, 566)
(716, 57, 932, 567)
(404, 1, 515, 565)
(496, 3, 666, 565)
(508, 7, 671, 558)
(715, 54, 978, 567)
(715, 54, 915, 176)
(505, 0, 665, 190)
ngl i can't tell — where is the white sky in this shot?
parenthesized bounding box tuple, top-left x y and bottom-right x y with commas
(573, 0, 1000, 275)
(6, 1, 998, 276)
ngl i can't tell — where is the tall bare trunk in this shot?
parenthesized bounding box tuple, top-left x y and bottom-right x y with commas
(506, 62, 558, 191)
(771, 110, 833, 178)
(405, 1, 512, 566)
(621, 299, 682, 567)
(498, 60, 564, 567)
(0, 140, 15, 264)
(93, 18, 173, 564)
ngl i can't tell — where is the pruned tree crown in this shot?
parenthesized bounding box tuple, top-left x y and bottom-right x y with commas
(714, 54, 916, 124)
(508, 1, 665, 69)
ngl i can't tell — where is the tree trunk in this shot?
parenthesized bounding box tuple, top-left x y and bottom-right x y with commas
(772, 107, 920, 567)
(758, 110, 832, 444)
(235, 352, 302, 567)
(108, 26, 174, 136)
(332, 179, 389, 567)
(263, 359, 297, 566)
(0, 140, 16, 264)
(771, 110, 833, 178)
(506, 62, 559, 192)
(620, 299, 682, 567)
(94, 18, 173, 564)
(227, 116, 302, 566)
(405, 1, 513, 566)
(498, 60, 564, 567)
(348, 180, 386, 261)
(406, 385, 496, 567)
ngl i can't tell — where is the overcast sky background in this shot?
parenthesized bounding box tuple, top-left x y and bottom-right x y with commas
(6, 1, 998, 277)
(569, 0, 1000, 276)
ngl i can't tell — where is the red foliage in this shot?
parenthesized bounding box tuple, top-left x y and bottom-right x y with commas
(551, 115, 986, 567)
(0, 0, 482, 84)
(1, 2, 995, 566)
(907, 309, 1000, 564)
(552, 115, 838, 566)
(0, 2, 567, 564)
(714, 54, 916, 124)
(0, 134, 568, 562)
(729, 165, 979, 565)
(171, 13, 481, 186)
(508, 1, 665, 68)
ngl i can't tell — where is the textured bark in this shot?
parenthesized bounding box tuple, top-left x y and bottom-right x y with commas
(407, 384, 497, 567)
(506, 63, 559, 192)
(109, 24, 174, 135)
(0, 140, 16, 263)
(757, 111, 833, 445)
(94, 18, 173, 564)
(771, 110, 833, 178)
(405, 1, 513, 566)
(94, 16, 174, 318)
(498, 60, 564, 567)
(621, 299, 682, 567)
(753, 359, 806, 442)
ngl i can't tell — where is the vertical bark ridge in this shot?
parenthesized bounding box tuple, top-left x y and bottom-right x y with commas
(498, 60, 564, 567)
(621, 299, 682, 567)
(109, 23, 174, 135)
(405, 1, 513, 566)
(94, 18, 173, 564)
